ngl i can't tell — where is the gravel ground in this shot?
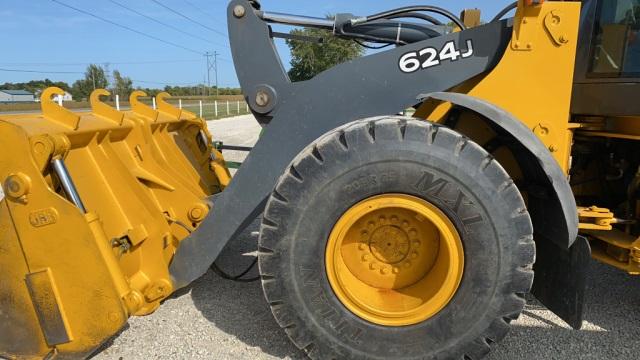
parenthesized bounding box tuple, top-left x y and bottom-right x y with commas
(2, 115, 638, 359)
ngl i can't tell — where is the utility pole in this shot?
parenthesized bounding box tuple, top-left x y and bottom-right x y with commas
(214, 51, 219, 96)
(91, 67, 96, 91)
(204, 51, 220, 97)
(103, 62, 112, 91)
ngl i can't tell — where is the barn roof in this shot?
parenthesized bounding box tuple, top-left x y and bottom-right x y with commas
(0, 89, 34, 95)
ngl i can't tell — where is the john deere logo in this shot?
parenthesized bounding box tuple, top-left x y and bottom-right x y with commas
(29, 208, 59, 228)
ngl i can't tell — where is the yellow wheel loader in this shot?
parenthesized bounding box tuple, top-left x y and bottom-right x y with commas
(1, 0, 639, 358)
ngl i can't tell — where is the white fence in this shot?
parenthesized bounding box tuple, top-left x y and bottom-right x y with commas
(175, 99, 249, 120)
(51, 96, 249, 121)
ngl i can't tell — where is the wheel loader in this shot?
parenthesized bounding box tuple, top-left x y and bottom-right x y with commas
(1, 0, 639, 358)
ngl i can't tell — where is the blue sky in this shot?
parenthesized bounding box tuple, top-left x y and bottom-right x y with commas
(0, 1, 514, 89)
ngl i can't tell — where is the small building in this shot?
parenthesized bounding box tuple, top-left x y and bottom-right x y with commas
(52, 92, 73, 103)
(0, 89, 35, 103)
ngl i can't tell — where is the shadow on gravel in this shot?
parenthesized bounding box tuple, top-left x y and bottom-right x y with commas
(490, 260, 640, 360)
(189, 215, 640, 360)
(190, 218, 306, 360)
(89, 323, 130, 359)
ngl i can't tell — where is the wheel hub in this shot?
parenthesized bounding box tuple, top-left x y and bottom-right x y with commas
(368, 224, 410, 264)
(326, 194, 464, 326)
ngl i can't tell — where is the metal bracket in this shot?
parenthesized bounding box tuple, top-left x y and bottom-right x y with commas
(511, 1, 544, 51)
(544, 10, 571, 46)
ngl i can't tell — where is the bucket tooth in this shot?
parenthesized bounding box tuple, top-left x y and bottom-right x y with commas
(41, 87, 80, 130)
(90, 89, 124, 125)
(156, 92, 183, 120)
(130, 90, 159, 121)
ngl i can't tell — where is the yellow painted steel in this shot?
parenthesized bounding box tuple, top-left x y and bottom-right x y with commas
(325, 194, 464, 326)
(415, 1, 640, 276)
(0, 87, 230, 359)
(417, 0, 582, 173)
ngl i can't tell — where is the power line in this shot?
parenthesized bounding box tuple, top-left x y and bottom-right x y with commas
(181, 0, 219, 20)
(0, 60, 202, 67)
(0, 67, 201, 87)
(149, 0, 228, 38)
(107, 0, 225, 47)
(51, 0, 205, 55)
(131, 79, 201, 86)
(0, 68, 83, 74)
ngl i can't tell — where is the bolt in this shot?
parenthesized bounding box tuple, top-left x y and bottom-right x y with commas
(412, 239, 421, 246)
(559, 35, 569, 44)
(402, 221, 409, 228)
(378, 215, 387, 224)
(392, 267, 400, 274)
(233, 5, 246, 18)
(403, 261, 412, 268)
(369, 262, 378, 270)
(5, 173, 31, 200)
(390, 216, 399, 223)
(188, 203, 209, 223)
(108, 312, 120, 323)
(190, 208, 203, 219)
(411, 252, 419, 259)
(255, 90, 270, 107)
(361, 254, 370, 262)
(409, 229, 417, 237)
(358, 243, 367, 251)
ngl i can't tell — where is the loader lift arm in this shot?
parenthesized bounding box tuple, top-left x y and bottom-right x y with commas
(169, 0, 514, 288)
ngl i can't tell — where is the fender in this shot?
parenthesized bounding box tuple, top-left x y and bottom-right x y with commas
(419, 92, 579, 249)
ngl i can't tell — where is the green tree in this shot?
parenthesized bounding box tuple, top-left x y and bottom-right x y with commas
(113, 70, 133, 99)
(286, 23, 364, 82)
(70, 64, 108, 101)
(0, 79, 71, 98)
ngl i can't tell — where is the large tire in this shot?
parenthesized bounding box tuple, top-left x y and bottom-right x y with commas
(259, 117, 535, 360)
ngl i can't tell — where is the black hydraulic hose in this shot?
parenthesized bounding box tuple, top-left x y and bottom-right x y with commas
(384, 12, 443, 26)
(491, 1, 518, 23)
(165, 214, 261, 283)
(352, 6, 465, 30)
(338, 28, 409, 45)
(211, 259, 260, 283)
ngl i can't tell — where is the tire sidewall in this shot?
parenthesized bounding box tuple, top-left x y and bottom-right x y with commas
(262, 120, 529, 359)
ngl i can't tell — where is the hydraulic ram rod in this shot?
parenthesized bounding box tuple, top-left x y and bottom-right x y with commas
(257, 11, 335, 30)
(52, 157, 87, 213)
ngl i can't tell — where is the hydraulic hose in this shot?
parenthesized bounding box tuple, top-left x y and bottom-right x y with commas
(491, 2, 518, 23)
(350, 6, 466, 30)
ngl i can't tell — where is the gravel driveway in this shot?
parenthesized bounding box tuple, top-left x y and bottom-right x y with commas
(2, 115, 638, 359)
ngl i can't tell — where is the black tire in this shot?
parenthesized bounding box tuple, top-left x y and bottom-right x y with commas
(259, 117, 535, 360)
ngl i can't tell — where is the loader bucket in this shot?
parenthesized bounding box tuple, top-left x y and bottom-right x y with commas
(0, 87, 229, 358)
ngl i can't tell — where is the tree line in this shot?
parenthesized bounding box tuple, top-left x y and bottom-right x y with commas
(2, 24, 366, 102)
(1, 64, 242, 101)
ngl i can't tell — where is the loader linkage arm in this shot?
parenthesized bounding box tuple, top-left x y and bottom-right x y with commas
(168, 0, 515, 288)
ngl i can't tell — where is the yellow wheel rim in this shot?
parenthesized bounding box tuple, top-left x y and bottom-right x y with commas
(326, 194, 464, 326)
